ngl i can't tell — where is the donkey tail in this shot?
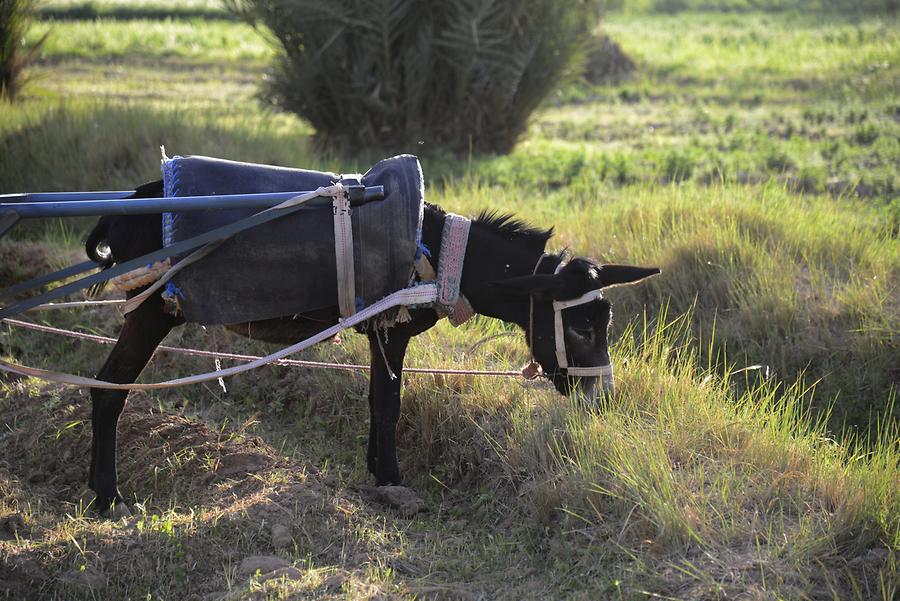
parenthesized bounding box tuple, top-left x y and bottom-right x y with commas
(84, 180, 165, 298)
(85, 216, 113, 298)
(85, 216, 113, 266)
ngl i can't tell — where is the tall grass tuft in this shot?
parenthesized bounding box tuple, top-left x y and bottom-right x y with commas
(0, 0, 48, 101)
(226, 0, 600, 154)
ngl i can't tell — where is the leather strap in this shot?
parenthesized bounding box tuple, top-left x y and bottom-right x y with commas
(0, 260, 100, 301)
(333, 185, 356, 318)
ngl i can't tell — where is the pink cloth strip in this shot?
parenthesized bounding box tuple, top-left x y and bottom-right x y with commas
(437, 214, 471, 307)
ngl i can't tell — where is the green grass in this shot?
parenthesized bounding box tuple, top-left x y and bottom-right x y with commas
(2, 303, 896, 599)
(607, 0, 899, 13)
(546, 12, 900, 198)
(0, 102, 314, 192)
(0, 5, 898, 600)
(17, 16, 271, 107)
(37, 0, 232, 21)
(26, 19, 270, 62)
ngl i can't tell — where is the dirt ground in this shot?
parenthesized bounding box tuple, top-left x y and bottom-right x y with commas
(0, 383, 438, 600)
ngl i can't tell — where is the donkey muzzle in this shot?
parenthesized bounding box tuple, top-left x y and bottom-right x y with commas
(574, 364, 614, 407)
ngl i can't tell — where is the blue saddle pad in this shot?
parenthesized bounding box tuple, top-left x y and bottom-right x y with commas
(162, 154, 424, 325)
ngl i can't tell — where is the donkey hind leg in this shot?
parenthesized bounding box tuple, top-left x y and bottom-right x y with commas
(367, 330, 408, 486)
(366, 374, 378, 478)
(366, 312, 438, 486)
(89, 294, 179, 516)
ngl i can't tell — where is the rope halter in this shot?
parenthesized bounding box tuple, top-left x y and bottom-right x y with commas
(530, 254, 614, 390)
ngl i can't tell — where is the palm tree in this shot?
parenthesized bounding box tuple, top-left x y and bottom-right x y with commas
(0, 0, 49, 102)
(227, 0, 600, 154)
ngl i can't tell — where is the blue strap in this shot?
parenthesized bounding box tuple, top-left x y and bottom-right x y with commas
(0, 201, 320, 320)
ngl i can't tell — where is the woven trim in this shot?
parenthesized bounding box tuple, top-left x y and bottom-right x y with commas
(447, 296, 474, 327)
(437, 214, 470, 307)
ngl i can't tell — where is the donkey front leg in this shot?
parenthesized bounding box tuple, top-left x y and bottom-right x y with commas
(89, 294, 179, 516)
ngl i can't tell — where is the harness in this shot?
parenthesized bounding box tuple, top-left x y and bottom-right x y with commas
(0, 189, 610, 391)
(531, 254, 614, 383)
(421, 213, 475, 326)
(0, 182, 382, 320)
(0, 204, 478, 390)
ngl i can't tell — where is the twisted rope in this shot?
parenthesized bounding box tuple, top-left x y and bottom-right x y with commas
(1, 317, 522, 378)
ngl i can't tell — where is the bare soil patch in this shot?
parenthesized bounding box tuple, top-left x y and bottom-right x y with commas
(0, 383, 432, 600)
(0, 240, 66, 290)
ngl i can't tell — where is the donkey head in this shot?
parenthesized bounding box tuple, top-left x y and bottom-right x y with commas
(495, 257, 660, 405)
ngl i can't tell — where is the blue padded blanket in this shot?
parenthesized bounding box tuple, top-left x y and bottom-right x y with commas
(161, 154, 424, 325)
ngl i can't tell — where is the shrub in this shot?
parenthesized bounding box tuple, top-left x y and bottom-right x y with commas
(583, 32, 636, 85)
(227, 0, 601, 154)
(0, 0, 48, 101)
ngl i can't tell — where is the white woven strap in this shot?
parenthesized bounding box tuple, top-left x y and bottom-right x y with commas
(552, 289, 605, 371)
(553, 289, 606, 367)
(435, 214, 473, 326)
(565, 364, 613, 378)
(553, 298, 613, 381)
(332, 186, 356, 318)
(550, 257, 608, 375)
(553, 288, 604, 311)
(0, 283, 439, 390)
(553, 302, 568, 369)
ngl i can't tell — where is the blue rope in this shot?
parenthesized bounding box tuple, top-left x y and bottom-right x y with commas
(164, 281, 185, 299)
(416, 240, 431, 260)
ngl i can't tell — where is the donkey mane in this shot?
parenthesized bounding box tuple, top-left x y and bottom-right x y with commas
(473, 209, 553, 249)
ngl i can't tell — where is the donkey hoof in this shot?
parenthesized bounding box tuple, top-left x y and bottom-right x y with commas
(98, 499, 132, 520)
(105, 502, 132, 520)
(375, 475, 402, 487)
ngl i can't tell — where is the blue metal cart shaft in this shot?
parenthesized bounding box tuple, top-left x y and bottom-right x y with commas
(0, 191, 133, 203)
(0, 187, 384, 218)
(0, 183, 387, 318)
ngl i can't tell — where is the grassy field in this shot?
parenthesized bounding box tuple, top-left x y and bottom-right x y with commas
(0, 3, 898, 600)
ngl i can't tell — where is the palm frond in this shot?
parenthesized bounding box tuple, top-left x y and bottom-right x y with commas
(228, 0, 599, 154)
(0, 0, 47, 102)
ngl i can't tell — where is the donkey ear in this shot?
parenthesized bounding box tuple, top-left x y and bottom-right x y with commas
(596, 264, 661, 288)
(491, 274, 561, 297)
